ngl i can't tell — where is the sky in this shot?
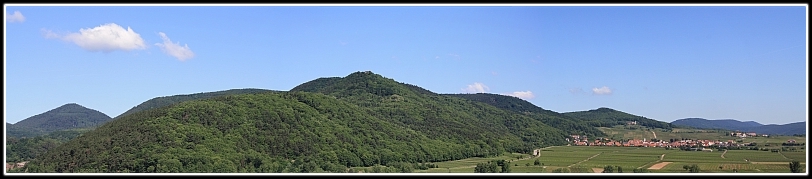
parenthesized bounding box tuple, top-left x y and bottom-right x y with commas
(4, 4, 808, 125)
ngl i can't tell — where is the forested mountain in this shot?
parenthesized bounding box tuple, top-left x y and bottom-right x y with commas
(443, 93, 606, 137)
(23, 71, 571, 173)
(672, 118, 806, 135)
(563, 107, 673, 130)
(8, 103, 111, 137)
(115, 88, 276, 118)
(671, 118, 762, 130)
(743, 122, 806, 136)
(6, 128, 92, 163)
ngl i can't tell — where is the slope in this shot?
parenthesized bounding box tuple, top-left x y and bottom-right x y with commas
(9, 103, 112, 137)
(443, 93, 605, 137)
(115, 88, 276, 119)
(563, 107, 673, 130)
(671, 118, 763, 130)
(24, 71, 571, 173)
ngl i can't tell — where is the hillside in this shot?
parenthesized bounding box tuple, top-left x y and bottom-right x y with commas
(9, 103, 112, 137)
(671, 118, 762, 130)
(443, 93, 606, 137)
(115, 88, 276, 119)
(563, 107, 673, 130)
(671, 118, 805, 135)
(23, 71, 570, 173)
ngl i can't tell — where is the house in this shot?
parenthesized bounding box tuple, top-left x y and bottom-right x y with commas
(747, 132, 757, 136)
(626, 121, 638, 125)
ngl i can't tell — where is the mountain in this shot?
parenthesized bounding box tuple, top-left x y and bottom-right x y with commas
(23, 71, 571, 173)
(115, 88, 277, 118)
(671, 118, 762, 130)
(443, 93, 606, 137)
(8, 103, 112, 137)
(563, 107, 674, 130)
(672, 118, 805, 135)
(742, 122, 806, 136)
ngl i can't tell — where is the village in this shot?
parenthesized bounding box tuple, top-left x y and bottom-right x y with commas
(567, 124, 782, 151)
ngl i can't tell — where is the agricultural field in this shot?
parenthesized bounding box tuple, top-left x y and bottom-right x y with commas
(413, 126, 805, 173)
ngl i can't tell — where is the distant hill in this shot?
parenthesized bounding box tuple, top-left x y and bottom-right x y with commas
(115, 88, 277, 118)
(8, 103, 111, 137)
(672, 118, 805, 135)
(563, 107, 674, 130)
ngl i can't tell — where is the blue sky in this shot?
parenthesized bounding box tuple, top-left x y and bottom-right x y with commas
(4, 4, 807, 125)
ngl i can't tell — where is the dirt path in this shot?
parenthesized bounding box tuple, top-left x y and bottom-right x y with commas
(592, 168, 604, 173)
(651, 130, 657, 139)
(721, 149, 727, 159)
(568, 152, 602, 167)
(647, 162, 672, 170)
(777, 151, 790, 160)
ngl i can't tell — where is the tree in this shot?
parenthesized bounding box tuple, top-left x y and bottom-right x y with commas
(616, 166, 623, 173)
(534, 159, 540, 165)
(790, 161, 802, 173)
(603, 165, 614, 173)
(689, 164, 700, 173)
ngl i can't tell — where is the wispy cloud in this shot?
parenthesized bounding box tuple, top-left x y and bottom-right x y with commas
(462, 82, 489, 93)
(504, 91, 535, 99)
(155, 32, 195, 61)
(592, 86, 613, 95)
(6, 11, 25, 23)
(44, 23, 146, 53)
(448, 53, 460, 60)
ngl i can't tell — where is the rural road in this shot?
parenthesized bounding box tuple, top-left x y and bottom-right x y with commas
(721, 149, 727, 159)
(651, 131, 657, 139)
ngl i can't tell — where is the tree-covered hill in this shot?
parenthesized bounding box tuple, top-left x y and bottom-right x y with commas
(23, 71, 571, 173)
(8, 103, 112, 137)
(672, 118, 806, 135)
(443, 93, 606, 137)
(563, 107, 673, 130)
(671, 118, 762, 130)
(115, 88, 277, 119)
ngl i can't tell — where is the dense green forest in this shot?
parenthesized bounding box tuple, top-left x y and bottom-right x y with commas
(115, 88, 276, 118)
(21, 72, 575, 173)
(8, 103, 111, 137)
(563, 107, 673, 130)
(6, 128, 92, 163)
(444, 93, 606, 137)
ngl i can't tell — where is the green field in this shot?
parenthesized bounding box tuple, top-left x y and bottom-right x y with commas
(411, 126, 806, 173)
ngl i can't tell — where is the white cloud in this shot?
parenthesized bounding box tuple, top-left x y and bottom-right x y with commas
(592, 86, 613, 95)
(7, 11, 25, 23)
(504, 91, 535, 99)
(46, 23, 146, 52)
(41, 29, 59, 39)
(155, 32, 195, 61)
(462, 82, 489, 93)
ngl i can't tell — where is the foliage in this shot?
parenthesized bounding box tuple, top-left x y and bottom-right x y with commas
(789, 161, 801, 173)
(564, 107, 673, 130)
(22, 72, 578, 173)
(602, 165, 614, 173)
(473, 160, 509, 173)
(115, 88, 276, 118)
(445, 93, 606, 137)
(682, 164, 700, 173)
(9, 103, 111, 137)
